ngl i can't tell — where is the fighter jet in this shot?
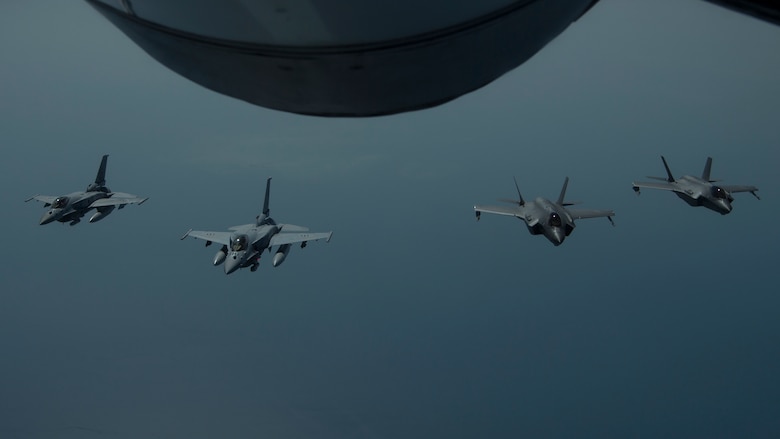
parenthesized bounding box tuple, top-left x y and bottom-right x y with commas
(632, 156, 759, 215)
(26, 154, 148, 225)
(181, 178, 333, 274)
(474, 177, 614, 246)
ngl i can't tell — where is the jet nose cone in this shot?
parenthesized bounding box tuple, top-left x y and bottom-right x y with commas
(224, 253, 242, 275)
(549, 228, 565, 246)
(39, 211, 57, 225)
(719, 200, 733, 215)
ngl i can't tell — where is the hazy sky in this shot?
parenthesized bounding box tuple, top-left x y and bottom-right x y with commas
(1, 1, 779, 438)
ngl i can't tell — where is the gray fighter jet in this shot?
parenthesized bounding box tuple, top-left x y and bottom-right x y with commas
(181, 178, 333, 274)
(474, 177, 615, 246)
(26, 154, 148, 225)
(632, 156, 759, 215)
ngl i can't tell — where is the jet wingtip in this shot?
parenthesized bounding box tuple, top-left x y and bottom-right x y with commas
(180, 229, 193, 240)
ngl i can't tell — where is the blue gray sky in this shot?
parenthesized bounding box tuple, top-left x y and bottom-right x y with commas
(1, 0, 779, 438)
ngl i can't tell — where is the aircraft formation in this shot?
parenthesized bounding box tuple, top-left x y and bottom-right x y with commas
(27, 154, 760, 273)
(474, 156, 759, 246)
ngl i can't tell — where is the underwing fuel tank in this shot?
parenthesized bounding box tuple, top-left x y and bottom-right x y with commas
(272, 244, 291, 267)
(213, 246, 227, 266)
(89, 205, 115, 223)
(85, 0, 600, 117)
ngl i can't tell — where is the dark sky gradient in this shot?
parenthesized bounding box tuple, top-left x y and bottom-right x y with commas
(1, 0, 779, 438)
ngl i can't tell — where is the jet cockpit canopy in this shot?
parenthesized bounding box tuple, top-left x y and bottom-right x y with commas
(53, 196, 69, 208)
(549, 212, 562, 227)
(231, 234, 249, 252)
(711, 186, 727, 199)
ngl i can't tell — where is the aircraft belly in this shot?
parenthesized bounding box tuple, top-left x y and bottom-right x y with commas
(674, 192, 701, 206)
(526, 223, 544, 235)
(87, 0, 596, 117)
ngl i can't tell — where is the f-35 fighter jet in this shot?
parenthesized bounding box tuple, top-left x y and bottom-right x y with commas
(26, 154, 148, 225)
(181, 178, 332, 274)
(632, 156, 759, 215)
(474, 177, 615, 246)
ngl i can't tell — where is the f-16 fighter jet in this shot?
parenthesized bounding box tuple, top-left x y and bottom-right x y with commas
(181, 178, 332, 274)
(26, 154, 147, 225)
(475, 177, 614, 246)
(632, 156, 759, 215)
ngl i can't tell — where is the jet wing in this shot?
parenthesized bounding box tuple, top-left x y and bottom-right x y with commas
(566, 208, 615, 220)
(474, 204, 524, 218)
(228, 224, 255, 231)
(722, 184, 760, 199)
(269, 232, 333, 246)
(89, 193, 148, 208)
(25, 195, 58, 204)
(180, 230, 232, 245)
(279, 224, 310, 232)
(475, 204, 536, 226)
(721, 184, 759, 194)
(631, 181, 679, 192)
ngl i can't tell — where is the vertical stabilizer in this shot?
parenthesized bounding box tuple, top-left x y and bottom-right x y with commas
(512, 176, 525, 205)
(702, 157, 713, 181)
(262, 177, 271, 216)
(95, 155, 109, 186)
(556, 177, 569, 205)
(660, 156, 675, 182)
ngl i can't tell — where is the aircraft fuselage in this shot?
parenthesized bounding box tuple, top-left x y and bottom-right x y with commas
(40, 190, 110, 225)
(671, 176, 733, 215)
(223, 224, 280, 274)
(522, 198, 576, 246)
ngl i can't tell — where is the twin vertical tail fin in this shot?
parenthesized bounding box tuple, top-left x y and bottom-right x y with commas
(556, 177, 569, 206)
(702, 157, 713, 181)
(660, 156, 675, 182)
(513, 176, 525, 206)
